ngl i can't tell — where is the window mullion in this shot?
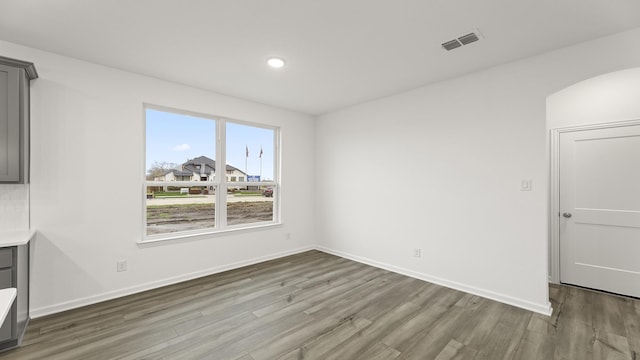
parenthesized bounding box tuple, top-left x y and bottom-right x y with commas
(273, 128, 281, 223)
(217, 119, 227, 229)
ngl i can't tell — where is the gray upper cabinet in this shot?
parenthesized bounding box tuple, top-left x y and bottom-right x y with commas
(0, 56, 37, 183)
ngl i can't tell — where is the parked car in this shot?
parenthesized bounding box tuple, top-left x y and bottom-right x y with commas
(263, 187, 274, 197)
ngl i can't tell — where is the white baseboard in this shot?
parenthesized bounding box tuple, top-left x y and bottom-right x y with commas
(316, 246, 553, 316)
(30, 245, 315, 318)
(31, 244, 553, 318)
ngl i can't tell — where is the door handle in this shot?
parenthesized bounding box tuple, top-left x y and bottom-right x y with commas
(562, 212, 572, 218)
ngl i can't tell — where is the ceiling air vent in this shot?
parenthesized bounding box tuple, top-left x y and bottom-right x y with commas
(441, 39, 462, 51)
(442, 29, 483, 51)
(458, 32, 479, 45)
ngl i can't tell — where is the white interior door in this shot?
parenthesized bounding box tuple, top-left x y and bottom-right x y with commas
(560, 124, 640, 297)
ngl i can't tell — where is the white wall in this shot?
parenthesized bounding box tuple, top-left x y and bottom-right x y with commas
(0, 184, 29, 230)
(316, 27, 640, 315)
(548, 67, 640, 129)
(0, 40, 316, 317)
(3, 26, 640, 319)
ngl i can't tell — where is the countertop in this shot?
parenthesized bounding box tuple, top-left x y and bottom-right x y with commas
(0, 288, 16, 324)
(0, 229, 35, 247)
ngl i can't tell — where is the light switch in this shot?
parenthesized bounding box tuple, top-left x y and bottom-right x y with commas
(520, 179, 532, 191)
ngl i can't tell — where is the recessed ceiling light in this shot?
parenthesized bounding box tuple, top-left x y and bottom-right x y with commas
(267, 57, 285, 68)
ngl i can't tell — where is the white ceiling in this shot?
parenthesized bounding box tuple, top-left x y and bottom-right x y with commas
(1, 1, 639, 115)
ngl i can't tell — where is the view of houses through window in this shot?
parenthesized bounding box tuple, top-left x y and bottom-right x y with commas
(145, 106, 278, 239)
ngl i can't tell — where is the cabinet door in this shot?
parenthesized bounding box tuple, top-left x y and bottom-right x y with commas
(0, 268, 11, 288)
(0, 64, 20, 182)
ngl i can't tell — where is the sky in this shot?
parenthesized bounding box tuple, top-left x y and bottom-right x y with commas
(146, 109, 275, 180)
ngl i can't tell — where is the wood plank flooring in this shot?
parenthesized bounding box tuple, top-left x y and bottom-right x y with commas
(0, 250, 638, 359)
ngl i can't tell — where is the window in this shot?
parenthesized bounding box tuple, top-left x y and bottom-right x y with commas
(144, 105, 279, 241)
(226, 122, 277, 226)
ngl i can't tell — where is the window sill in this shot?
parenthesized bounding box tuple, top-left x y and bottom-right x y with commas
(138, 222, 283, 247)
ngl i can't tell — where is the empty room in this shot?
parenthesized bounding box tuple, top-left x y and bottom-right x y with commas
(0, 1, 639, 359)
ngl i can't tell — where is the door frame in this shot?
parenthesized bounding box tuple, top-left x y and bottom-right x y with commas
(549, 119, 640, 284)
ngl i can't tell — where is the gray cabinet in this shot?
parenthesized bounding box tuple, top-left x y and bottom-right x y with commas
(0, 244, 29, 350)
(0, 56, 38, 183)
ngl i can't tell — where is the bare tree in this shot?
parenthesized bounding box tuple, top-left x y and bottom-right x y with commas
(146, 161, 180, 180)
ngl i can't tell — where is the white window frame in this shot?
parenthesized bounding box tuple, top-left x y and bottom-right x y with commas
(142, 104, 281, 243)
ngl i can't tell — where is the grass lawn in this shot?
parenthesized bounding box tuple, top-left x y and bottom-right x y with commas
(153, 191, 188, 197)
(232, 191, 263, 196)
(147, 203, 213, 210)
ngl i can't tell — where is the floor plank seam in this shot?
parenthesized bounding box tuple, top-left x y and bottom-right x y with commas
(3, 252, 640, 359)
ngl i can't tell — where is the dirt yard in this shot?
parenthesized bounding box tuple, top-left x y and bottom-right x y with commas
(146, 201, 273, 235)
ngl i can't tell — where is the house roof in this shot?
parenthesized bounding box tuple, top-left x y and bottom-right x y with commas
(225, 164, 244, 174)
(182, 156, 246, 175)
(184, 156, 216, 167)
(158, 169, 191, 176)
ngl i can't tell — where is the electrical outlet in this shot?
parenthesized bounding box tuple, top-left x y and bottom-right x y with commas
(520, 179, 532, 191)
(116, 260, 127, 272)
(413, 248, 422, 258)
(286, 232, 291, 240)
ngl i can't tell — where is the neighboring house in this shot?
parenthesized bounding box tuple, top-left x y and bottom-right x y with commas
(153, 169, 193, 182)
(154, 156, 247, 183)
